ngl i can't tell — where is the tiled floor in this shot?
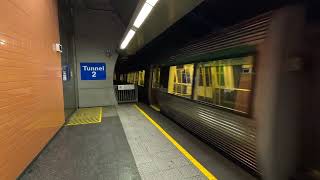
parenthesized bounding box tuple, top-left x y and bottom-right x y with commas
(116, 104, 207, 180)
(19, 104, 257, 180)
(136, 103, 257, 180)
(19, 107, 140, 180)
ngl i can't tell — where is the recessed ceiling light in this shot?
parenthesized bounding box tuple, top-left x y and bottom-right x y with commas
(120, 29, 136, 50)
(133, 3, 153, 28)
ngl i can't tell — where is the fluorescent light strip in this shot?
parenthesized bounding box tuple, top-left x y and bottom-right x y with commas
(120, 0, 160, 49)
(133, 2, 153, 28)
(120, 29, 136, 50)
(146, 0, 159, 6)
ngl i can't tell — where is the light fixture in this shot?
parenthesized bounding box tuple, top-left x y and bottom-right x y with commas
(120, 29, 136, 50)
(146, 0, 159, 6)
(133, 2, 153, 28)
(120, 0, 160, 50)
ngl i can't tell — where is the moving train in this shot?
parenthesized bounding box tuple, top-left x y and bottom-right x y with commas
(115, 5, 319, 178)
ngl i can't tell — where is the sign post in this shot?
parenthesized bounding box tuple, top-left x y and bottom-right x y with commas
(80, 62, 106, 80)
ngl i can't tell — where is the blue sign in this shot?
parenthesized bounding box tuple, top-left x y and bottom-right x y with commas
(80, 62, 106, 80)
(62, 65, 71, 81)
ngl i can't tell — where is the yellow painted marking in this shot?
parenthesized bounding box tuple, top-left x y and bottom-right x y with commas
(65, 107, 103, 126)
(150, 105, 160, 112)
(134, 104, 217, 180)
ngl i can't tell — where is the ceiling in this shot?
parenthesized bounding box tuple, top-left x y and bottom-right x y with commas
(70, 0, 139, 27)
(66, 0, 206, 55)
(65, 0, 316, 63)
(117, 0, 307, 71)
(121, 0, 204, 55)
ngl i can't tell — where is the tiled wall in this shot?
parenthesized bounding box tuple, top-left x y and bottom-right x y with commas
(0, 0, 64, 179)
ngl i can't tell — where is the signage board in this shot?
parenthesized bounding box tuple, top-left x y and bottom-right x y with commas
(117, 84, 135, 90)
(80, 62, 106, 80)
(62, 65, 71, 81)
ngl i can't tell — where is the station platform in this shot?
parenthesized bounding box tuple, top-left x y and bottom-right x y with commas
(19, 104, 257, 180)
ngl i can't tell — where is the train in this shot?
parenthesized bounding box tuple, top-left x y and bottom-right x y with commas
(114, 5, 317, 178)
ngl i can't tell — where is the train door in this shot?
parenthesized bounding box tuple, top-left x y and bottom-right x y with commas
(149, 66, 161, 111)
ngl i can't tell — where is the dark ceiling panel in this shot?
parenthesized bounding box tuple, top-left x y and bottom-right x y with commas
(69, 0, 139, 27)
(117, 0, 304, 71)
(123, 0, 204, 55)
(110, 0, 139, 27)
(83, 0, 114, 11)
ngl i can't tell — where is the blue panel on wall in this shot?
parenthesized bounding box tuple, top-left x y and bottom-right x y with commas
(80, 62, 106, 80)
(62, 65, 71, 81)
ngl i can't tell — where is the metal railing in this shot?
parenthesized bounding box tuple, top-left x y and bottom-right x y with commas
(114, 84, 138, 103)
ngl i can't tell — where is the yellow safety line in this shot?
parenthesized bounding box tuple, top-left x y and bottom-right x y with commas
(150, 105, 160, 112)
(134, 104, 217, 180)
(99, 107, 103, 121)
(65, 107, 103, 126)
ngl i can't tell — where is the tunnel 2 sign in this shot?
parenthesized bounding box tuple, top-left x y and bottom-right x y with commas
(80, 62, 106, 80)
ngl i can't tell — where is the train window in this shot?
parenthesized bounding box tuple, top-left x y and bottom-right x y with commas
(152, 68, 161, 88)
(138, 70, 145, 87)
(126, 70, 145, 86)
(134, 72, 138, 84)
(198, 67, 204, 86)
(205, 67, 212, 87)
(127, 72, 134, 84)
(131, 72, 134, 83)
(127, 73, 131, 83)
(194, 56, 254, 114)
(168, 64, 194, 99)
(128, 72, 133, 83)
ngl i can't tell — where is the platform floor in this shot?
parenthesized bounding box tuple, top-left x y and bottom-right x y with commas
(19, 104, 257, 180)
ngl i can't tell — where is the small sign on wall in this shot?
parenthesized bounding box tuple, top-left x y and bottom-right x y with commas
(62, 65, 71, 81)
(117, 84, 135, 90)
(80, 62, 106, 80)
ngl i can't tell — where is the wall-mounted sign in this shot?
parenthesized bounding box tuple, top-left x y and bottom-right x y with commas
(62, 65, 71, 81)
(117, 84, 135, 90)
(80, 62, 106, 80)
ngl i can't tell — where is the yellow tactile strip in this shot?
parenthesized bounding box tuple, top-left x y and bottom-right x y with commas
(134, 104, 217, 180)
(65, 107, 102, 126)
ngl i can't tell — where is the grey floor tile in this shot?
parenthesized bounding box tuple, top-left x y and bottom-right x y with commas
(141, 171, 164, 180)
(161, 169, 184, 180)
(116, 104, 207, 180)
(153, 158, 176, 171)
(134, 154, 153, 165)
(184, 175, 208, 180)
(19, 106, 141, 180)
(178, 165, 202, 179)
(154, 150, 182, 160)
(171, 156, 192, 168)
(137, 103, 258, 180)
(137, 161, 159, 177)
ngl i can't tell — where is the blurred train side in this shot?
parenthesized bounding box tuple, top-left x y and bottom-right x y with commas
(115, 5, 320, 180)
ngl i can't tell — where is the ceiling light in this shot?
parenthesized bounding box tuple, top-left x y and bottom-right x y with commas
(146, 0, 159, 6)
(133, 3, 153, 28)
(120, 29, 136, 50)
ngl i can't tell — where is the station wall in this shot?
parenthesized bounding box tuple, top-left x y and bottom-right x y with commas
(74, 8, 124, 107)
(58, 0, 78, 119)
(0, 0, 64, 179)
